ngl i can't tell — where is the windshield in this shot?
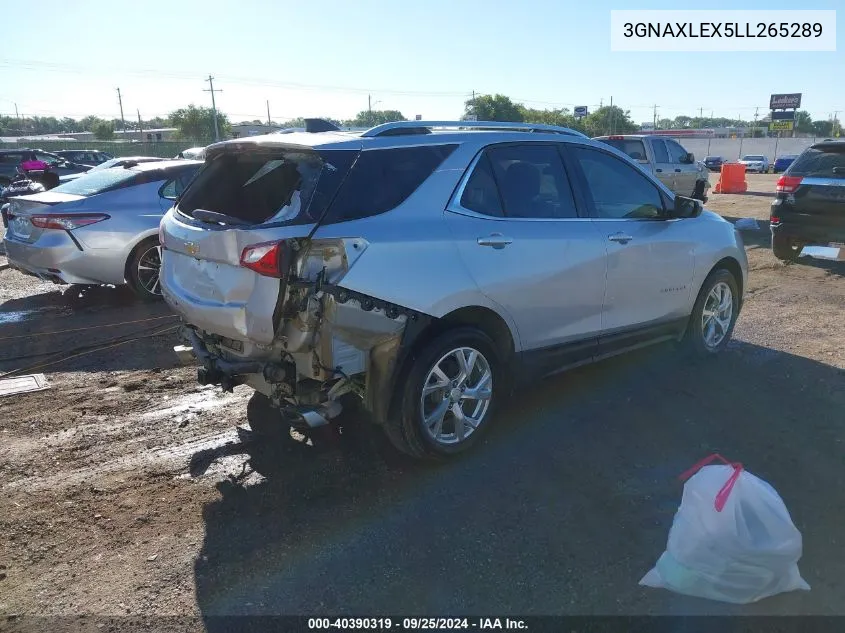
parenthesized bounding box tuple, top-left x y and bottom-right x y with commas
(743, 155, 765, 161)
(50, 167, 138, 196)
(705, 156, 721, 160)
(787, 146, 845, 178)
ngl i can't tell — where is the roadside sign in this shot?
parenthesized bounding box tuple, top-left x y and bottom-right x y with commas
(574, 106, 588, 118)
(415, 114, 422, 120)
(769, 120, 794, 131)
(465, 114, 478, 121)
(771, 111, 795, 121)
(770, 93, 801, 110)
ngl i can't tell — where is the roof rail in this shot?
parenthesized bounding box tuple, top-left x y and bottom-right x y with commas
(361, 120, 588, 138)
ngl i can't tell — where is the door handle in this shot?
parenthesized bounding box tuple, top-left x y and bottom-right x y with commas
(655, 168, 663, 172)
(477, 233, 513, 249)
(608, 233, 634, 244)
(674, 168, 682, 173)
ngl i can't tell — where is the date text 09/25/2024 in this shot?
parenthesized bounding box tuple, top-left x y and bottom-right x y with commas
(308, 618, 528, 630)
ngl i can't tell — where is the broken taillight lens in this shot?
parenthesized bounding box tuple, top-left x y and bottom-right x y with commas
(240, 241, 286, 278)
(776, 175, 803, 193)
(30, 213, 109, 230)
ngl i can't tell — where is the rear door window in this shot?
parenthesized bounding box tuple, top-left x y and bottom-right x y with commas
(485, 144, 578, 219)
(460, 153, 503, 217)
(651, 139, 670, 163)
(788, 146, 845, 179)
(597, 138, 647, 161)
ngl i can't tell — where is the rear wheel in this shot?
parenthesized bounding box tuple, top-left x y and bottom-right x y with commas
(772, 234, 801, 262)
(387, 327, 500, 460)
(126, 237, 163, 301)
(684, 269, 739, 358)
(246, 392, 290, 440)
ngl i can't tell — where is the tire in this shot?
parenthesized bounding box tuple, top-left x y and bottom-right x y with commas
(684, 269, 740, 358)
(246, 392, 290, 440)
(387, 327, 501, 460)
(126, 237, 163, 301)
(772, 234, 801, 262)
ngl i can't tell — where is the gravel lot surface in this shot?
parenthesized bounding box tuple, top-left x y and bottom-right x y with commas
(1, 173, 843, 627)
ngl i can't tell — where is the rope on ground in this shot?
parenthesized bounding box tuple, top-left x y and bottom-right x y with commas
(0, 314, 179, 342)
(0, 324, 180, 379)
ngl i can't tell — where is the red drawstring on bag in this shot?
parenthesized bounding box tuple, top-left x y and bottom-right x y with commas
(679, 453, 744, 512)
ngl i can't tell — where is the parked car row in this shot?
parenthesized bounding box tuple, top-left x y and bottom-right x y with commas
(702, 154, 799, 174)
(5, 124, 841, 462)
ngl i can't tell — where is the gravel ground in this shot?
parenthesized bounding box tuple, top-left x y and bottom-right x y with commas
(1, 173, 844, 626)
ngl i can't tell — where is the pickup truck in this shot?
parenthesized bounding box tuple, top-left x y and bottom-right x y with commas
(594, 135, 710, 201)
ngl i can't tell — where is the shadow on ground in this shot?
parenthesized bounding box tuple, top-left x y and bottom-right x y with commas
(0, 283, 178, 374)
(192, 342, 845, 621)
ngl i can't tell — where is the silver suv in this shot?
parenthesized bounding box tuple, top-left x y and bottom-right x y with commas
(159, 120, 747, 460)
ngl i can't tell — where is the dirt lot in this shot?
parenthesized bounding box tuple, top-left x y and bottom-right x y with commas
(1, 173, 844, 627)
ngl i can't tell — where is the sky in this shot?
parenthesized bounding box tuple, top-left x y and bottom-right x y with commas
(1, 0, 842, 126)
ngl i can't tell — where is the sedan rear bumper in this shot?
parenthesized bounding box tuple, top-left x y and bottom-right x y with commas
(4, 233, 118, 285)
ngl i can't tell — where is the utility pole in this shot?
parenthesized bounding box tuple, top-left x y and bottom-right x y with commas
(204, 75, 222, 142)
(609, 96, 614, 134)
(653, 104, 658, 129)
(472, 90, 476, 117)
(753, 107, 759, 138)
(266, 100, 271, 126)
(14, 103, 20, 122)
(137, 109, 143, 142)
(368, 94, 372, 115)
(834, 111, 842, 137)
(116, 87, 127, 137)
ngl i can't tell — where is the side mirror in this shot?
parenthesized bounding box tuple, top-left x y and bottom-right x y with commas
(683, 152, 695, 164)
(669, 195, 702, 219)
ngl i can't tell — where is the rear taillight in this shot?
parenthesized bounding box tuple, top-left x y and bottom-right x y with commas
(30, 213, 109, 230)
(770, 216, 780, 224)
(240, 241, 286, 278)
(776, 175, 803, 193)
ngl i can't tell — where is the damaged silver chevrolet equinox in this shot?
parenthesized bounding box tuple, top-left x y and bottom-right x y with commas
(159, 120, 748, 459)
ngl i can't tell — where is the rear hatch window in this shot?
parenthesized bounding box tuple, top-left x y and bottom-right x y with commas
(596, 138, 647, 161)
(177, 144, 457, 226)
(788, 145, 845, 179)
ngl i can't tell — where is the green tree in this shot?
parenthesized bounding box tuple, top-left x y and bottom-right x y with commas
(169, 105, 231, 143)
(521, 107, 587, 133)
(79, 116, 105, 132)
(584, 106, 638, 136)
(464, 94, 524, 122)
(793, 110, 813, 134)
(348, 110, 405, 127)
(93, 122, 115, 140)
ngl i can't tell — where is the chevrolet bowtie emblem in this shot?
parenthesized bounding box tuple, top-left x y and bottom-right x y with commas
(185, 242, 200, 256)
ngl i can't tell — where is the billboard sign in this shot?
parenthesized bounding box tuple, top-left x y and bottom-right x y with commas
(415, 114, 422, 121)
(574, 106, 588, 118)
(769, 120, 794, 131)
(769, 93, 802, 110)
(771, 110, 796, 121)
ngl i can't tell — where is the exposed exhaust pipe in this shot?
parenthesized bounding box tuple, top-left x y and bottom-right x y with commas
(295, 400, 343, 429)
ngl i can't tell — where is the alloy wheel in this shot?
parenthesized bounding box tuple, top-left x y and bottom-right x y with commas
(136, 245, 163, 296)
(701, 281, 733, 349)
(420, 346, 493, 445)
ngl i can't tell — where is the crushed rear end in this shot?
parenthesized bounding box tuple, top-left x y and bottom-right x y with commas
(159, 137, 421, 430)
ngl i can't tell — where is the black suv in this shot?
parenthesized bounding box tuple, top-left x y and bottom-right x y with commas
(771, 141, 845, 261)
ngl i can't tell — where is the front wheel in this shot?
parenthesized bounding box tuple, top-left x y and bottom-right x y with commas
(387, 327, 500, 460)
(684, 269, 739, 357)
(126, 237, 163, 301)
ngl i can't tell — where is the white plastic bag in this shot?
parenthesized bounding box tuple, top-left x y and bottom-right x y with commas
(640, 454, 810, 604)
